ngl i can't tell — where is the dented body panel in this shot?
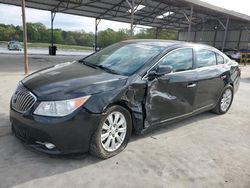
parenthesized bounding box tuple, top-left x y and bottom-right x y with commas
(145, 69, 198, 125)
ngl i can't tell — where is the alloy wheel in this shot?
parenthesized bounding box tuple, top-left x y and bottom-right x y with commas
(220, 88, 233, 112)
(101, 111, 127, 152)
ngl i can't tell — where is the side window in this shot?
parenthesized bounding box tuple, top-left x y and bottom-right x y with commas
(158, 48, 193, 72)
(196, 49, 216, 68)
(216, 53, 224, 64)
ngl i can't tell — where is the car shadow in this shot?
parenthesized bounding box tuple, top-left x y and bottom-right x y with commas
(240, 77, 250, 84)
(0, 113, 102, 188)
(130, 111, 217, 142)
(0, 111, 217, 187)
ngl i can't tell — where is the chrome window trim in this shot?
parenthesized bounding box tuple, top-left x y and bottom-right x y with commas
(142, 47, 194, 80)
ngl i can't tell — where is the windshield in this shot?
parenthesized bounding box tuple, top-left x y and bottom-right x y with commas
(80, 42, 164, 76)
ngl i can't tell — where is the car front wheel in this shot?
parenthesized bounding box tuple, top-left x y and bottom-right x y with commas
(90, 105, 132, 159)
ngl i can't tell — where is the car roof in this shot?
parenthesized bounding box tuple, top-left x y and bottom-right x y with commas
(121, 39, 214, 49)
(122, 39, 230, 61)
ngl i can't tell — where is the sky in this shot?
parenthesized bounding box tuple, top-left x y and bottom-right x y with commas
(0, 0, 249, 33)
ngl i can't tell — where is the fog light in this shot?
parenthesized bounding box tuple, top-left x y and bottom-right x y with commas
(45, 143, 56, 149)
(36, 141, 56, 150)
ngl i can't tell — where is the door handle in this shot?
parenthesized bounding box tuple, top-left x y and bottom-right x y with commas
(221, 75, 227, 79)
(187, 83, 196, 88)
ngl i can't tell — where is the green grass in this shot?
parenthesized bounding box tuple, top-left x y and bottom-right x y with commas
(28, 43, 94, 51)
(0, 41, 94, 51)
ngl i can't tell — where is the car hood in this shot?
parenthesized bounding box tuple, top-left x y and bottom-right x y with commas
(22, 62, 128, 100)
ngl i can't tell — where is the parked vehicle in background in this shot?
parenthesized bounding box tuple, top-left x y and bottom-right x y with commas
(223, 49, 240, 62)
(10, 40, 241, 159)
(8, 41, 22, 51)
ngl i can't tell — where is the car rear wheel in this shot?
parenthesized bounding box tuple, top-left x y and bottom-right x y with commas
(89, 105, 132, 159)
(212, 85, 234, 114)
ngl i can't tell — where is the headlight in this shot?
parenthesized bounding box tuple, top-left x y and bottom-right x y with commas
(34, 96, 90, 117)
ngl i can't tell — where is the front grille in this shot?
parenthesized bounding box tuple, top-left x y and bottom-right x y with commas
(11, 83, 37, 113)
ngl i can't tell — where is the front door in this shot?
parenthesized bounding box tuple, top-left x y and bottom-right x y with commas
(144, 48, 198, 125)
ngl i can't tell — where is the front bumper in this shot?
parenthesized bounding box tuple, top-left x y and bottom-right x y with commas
(10, 107, 102, 154)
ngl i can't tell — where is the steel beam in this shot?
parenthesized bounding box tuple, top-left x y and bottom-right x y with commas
(21, 0, 28, 75)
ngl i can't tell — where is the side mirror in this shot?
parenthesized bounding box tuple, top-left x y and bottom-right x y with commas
(156, 66, 173, 75)
(147, 66, 173, 78)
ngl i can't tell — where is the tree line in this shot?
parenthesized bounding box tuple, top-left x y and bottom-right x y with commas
(0, 22, 177, 48)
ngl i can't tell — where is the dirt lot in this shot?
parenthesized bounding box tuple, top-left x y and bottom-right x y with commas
(0, 54, 250, 188)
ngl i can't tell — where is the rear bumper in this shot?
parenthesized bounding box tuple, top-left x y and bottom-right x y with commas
(10, 108, 102, 155)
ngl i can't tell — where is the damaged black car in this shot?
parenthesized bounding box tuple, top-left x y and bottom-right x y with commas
(10, 40, 240, 158)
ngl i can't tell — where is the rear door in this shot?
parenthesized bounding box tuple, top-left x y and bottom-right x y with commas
(193, 49, 226, 110)
(144, 48, 198, 125)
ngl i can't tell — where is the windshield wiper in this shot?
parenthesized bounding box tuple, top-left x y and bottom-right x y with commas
(79, 60, 119, 75)
(96, 65, 119, 75)
(78, 60, 97, 69)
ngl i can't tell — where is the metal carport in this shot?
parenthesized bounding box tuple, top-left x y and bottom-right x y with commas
(1, 0, 250, 74)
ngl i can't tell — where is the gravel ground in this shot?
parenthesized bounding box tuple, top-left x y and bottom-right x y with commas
(0, 54, 250, 188)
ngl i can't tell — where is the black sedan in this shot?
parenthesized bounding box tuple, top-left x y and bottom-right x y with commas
(10, 40, 240, 158)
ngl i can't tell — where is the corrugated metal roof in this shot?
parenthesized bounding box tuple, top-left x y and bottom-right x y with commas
(0, 0, 250, 30)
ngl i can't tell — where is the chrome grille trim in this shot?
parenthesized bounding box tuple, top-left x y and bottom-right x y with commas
(11, 83, 37, 113)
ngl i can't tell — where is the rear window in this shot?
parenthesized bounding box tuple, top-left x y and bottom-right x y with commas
(216, 53, 224, 64)
(196, 49, 216, 68)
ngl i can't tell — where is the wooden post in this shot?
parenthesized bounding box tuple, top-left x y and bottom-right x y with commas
(21, 0, 28, 75)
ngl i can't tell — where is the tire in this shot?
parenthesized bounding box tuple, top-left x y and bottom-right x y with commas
(212, 85, 234, 115)
(89, 105, 132, 159)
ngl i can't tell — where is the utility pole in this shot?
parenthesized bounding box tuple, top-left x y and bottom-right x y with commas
(21, 0, 28, 75)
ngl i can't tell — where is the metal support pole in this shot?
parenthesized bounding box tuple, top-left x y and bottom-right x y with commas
(95, 18, 98, 51)
(222, 16, 229, 52)
(130, 0, 135, 37)
(155, 28, 159, 39)
(194, 31, 197, 42)
(247, 29, 250, 66)
(176, 31, 179, 40)
(213, 29, 217, 47)
(187, 5, 193, 42)
(21, 0, 28, 75)
(51, 12, 56, 48)
(94, 18, 101, 51)
(237, 30, 242, 50)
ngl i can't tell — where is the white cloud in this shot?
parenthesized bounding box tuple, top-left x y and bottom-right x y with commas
(0, 4, 132, 32)
(200, 0, 250, 15)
